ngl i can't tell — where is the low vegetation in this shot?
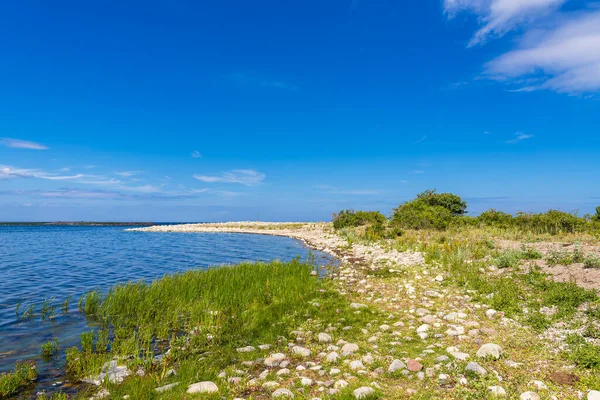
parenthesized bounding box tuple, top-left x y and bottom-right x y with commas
(0, 361, 37, 397)
(41, 338, 59, 359)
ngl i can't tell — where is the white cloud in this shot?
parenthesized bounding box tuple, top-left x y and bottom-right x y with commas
(115, 171, 142, 177)
(445, 0, 600, 94)
(191, 150, 202, 158)
(445, 0, 566, 46)
(505, 132, 534, 143)
(0, 165, 82, 180)
(193, 169, 265, 186)
(0, 138, 48, 150)
(485, 10, 600, 93)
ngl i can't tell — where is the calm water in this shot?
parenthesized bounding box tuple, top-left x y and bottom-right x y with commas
(0, 225, 333, 394)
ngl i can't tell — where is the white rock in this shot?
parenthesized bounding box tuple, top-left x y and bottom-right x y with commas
(341, 343, 359, 356)
(417, 324, 430, 333)
(237, 346, 256, 353)
(530, 380, 548, 390)
(388, 359, 407, 373)
(318, 333, 332, 343)
(350, 303, 367, 309)
(272, 388, 295, 398)
(588, 391, 600, 400)
(300, 377, 313, 386)
(349, 360, 365, 370)
(353, 386, 375, 399)
(326, 351, 340, 362)
(488, 386, 507, 397)
(155, 382, 179, 393)
(519, 392, 540, 400)
(476, 343, 502, 360)
(486, 309, 498, 319)
(187, 381, 218, 394)
(292, 346, 312, 357)
(465, 362, 487, 376)
(334, 380, 348, 389)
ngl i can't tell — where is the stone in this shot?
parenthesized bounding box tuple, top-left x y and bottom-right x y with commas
(262, 381, 280, 389)
(420, 315, 436, 324)
(362, 354, 375, 365)
(334, 380, 348, 389)
(589, 391, 600, 400)
(341, 343, 359, 356)
(237, 346, 256, 353)
(465, 362, 487, 376)
(155, 382, 179, 393)
(476, 343, 502, 360)
(488, 386, 507, 397)
(300, 377, 313, 386)
(417, 324, 430, 333)
(292, 346, 312, 357)
(530, 380, 547, 390)
(349, 360, 365, 370)
(438, 374, 451, 384)
(187, 381, 218, 394)
(318, 333, 332, 343)
(265, 353, 286, 367)
(519, 392, 540, 400)
(353, 386, 375, 399)
(350, 303, 367, 309)
(277, 368, 291, 376)
(83, 360, 131, 385)
(326, 352, 340, 363)
(388, 359, 407, 373)
(272, 388, 295, 398)
(407, 360, 423, 372)
(486, 309, 497, 319)
(450, 352, 469, 361)
(549, 371, 578, 385)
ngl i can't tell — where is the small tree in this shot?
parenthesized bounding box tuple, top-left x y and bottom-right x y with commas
(593, 206, 600, 222)
(416, 189, 467, 216)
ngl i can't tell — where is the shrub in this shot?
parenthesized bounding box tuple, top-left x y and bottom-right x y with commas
(332, 210, 387, 230)
(584, 255, 600, 269)
(495, 250, 523, 269)
(392, 200, 454, 230)
(477, 209, 514, 228)
(593, 206, 600, 222)
(416, 189, 467, 216)
(0, 361, 37, 397)
(514, 210, 586, 235)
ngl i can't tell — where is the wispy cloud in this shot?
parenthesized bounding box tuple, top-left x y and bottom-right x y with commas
(0, 165, 82, 180)
(0, 138, 48, 150)
(191, 150, 202, 159)
(314, 185, 383, 195)
(409, 170, 425, 174)
(115, 171, 142, 177)
(445, 1, 600, 94)
(193, 169, 265, 186)
(505, 132, 534, 144)
(414, 135, 427, 144)
(229, 71, 298, 91)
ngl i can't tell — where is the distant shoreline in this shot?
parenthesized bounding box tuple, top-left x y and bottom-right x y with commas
(0, 221, 157, 226)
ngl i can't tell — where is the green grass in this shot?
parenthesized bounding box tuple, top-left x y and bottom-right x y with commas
(41, 338, 59, 359)
(63, 259, 371, 398)
(0, 361, 37, 397)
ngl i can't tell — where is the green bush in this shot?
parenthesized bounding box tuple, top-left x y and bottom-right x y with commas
(495, 250, 523, 269)
(41, 338, 59, 358)
(514, 210, 586, 235)
(584, 255, 600, 269)
(392, 200, 454, 230)
(332, 210, 387, 230)
(593, 206, 600, 222)
(416, 189, 467, 216)
(0, 361, 37, 397)
(477, 209, 514, 228)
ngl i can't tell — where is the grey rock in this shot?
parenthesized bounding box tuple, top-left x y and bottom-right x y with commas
(186, 381, 218, 394)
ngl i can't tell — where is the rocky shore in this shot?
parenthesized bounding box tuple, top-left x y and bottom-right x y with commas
(125, 222, 600, 399)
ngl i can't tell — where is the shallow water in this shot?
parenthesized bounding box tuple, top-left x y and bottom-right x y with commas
(0, 225, 333, 395)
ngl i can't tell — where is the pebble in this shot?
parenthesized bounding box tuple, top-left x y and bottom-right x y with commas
(488, 386, 507, 397)
(519, 392, 540, 400)
(388, 359, 407, 373)
(292, 346, 312, 357)
(341, 343, 359, 356)
(476, 343, 503, 359)
(155, 382, 179, 393)
(353, 386, 375, 399)
(465, 362, 487, 376)
(186, 381, 218, 394)
(589, 391, 600, 400)
(318, 333, 332, 343)
(272, 388, 295, 398)
(407, 360, 423, 372)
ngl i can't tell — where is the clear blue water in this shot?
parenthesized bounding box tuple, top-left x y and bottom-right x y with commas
(0, 225, 333, 395)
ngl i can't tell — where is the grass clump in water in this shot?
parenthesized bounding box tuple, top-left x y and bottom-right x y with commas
(0, 361, 37, 397)
(41, 338, 59, 359)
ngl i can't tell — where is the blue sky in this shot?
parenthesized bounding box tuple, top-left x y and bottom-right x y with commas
(1, 0, 599, 222)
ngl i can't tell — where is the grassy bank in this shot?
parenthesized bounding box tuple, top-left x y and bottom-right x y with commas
(59, 259, 377, 399)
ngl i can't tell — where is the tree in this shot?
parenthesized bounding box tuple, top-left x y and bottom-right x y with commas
(416, 189, 467, 216)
